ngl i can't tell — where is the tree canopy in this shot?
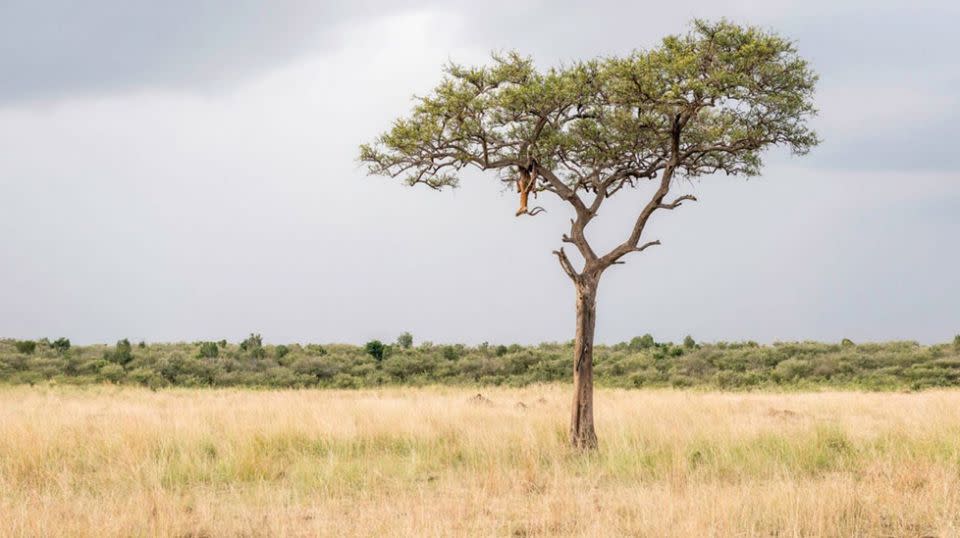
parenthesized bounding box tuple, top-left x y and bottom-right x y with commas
(360, 19, 817, 275)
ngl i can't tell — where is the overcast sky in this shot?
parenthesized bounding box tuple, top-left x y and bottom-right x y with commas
(1, 0, 958, 345)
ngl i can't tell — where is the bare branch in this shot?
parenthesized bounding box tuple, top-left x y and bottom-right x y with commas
(567, 211, 598, 264)
(636, 240, 661, 252)
(597, 162, 676, 268)
(658, 194, 698, 210)
(609, 240, 661, 264)
(552, 248, 579, 280)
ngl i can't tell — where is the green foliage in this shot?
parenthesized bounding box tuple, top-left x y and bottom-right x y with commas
(52, 337, 71, 353)
(240, 333, 262, 351)
(99, 363, 125, 383)
(841, 338, 855, 347)
(774, 358, 812, 382)
(274, 345, 290, 359)
(2, 338, 959, 391)
(683, 335, 696, 349)
(14, 341, 37, 354)
(306, 344, 327, 355)
(396, 332, 414, 349)
(360, 20, 817, 195)
(954, 335, 960, 351)
(292, 356, 339, 381)
(629, 334, 656, 350)
(240, 334, 265, 359)
(442, 345, 463, 361)
(365, 340, 385, 361)
(197, 342, 219, 359)
(119, 339, 133, 358)
(105, 339, 134, 366)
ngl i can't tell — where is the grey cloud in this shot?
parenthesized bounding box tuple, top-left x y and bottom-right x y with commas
(1, 1, 958, 345)
(811, 118, 960, 172)
(0, 0, 417, 104)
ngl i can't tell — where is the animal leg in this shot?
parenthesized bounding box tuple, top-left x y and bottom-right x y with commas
(516, 189, 530, 216)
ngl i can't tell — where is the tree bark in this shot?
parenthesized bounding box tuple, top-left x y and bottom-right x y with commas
(570, 276, 599, 449)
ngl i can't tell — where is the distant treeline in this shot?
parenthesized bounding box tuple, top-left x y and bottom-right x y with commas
(3, 333, 960, 391)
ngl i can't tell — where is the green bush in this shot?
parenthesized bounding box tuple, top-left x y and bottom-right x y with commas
(128, 367, 167, 390)
(331, 373, 358, 388)
(774, 358, 812, 382)
(14, 340, 37, 354)
(306, 344, 328, 355)
(442, 345, 461, 361)
(240, 333, 265, 358)
(52, 337, 71, 353)
(105, 339, 134, 366)
(293, 357, 338, 381)
(365, 340, 385, 361)
(382, 355, 430, 381)
(240, 333, 262, 350)
(2, 338, 959, 391)
(396, 332, 414, 349)
(99, 363, 125, 383)
(197, 342, 219, 359)
(683, 335, 696, 349)
(629, 334, 656, 350)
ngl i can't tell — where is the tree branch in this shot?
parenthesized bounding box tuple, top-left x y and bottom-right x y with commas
(538, 167, 599, 265)
(596, 114, 683, 268)
(658, 194, 698, 210)
(536, 166, 588, 216)
(609, 240, 661, 264)
(552, 247, 579, 281)
(636, 240, 661, 252)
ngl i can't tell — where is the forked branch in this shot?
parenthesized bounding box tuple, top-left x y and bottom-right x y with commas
(553, 247, 579, 280)
(609, 240, 662, 265)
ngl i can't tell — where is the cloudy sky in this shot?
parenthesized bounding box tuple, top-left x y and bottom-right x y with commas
(1, 0, 958, 346)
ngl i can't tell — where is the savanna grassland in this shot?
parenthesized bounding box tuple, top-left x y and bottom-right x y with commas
(3, 385, 960, 537)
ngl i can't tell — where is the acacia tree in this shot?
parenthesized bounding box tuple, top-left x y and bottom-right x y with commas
(360, 20, 818, 448)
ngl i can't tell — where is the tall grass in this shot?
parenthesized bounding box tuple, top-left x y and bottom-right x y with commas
(2, 386, 960, 536)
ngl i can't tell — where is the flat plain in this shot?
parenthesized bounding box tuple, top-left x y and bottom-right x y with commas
(2, 385, 959, 537)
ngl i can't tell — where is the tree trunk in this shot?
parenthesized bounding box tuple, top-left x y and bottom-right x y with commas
(570, 277, 599, 449)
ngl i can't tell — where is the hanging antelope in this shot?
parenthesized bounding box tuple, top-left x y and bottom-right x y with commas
(515, 158, 542, 216)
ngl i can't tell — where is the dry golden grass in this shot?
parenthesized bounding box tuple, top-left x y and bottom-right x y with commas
(2, 385, 960, 537)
